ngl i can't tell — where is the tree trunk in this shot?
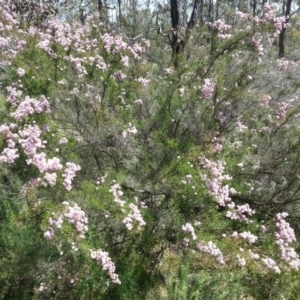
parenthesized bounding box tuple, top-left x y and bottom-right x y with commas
(170, 0, 180, 53)
(188, 0, 201, 28)
(208, 0, 213, 22)
(279, 0, 292, 58)
(170, 0, 203, 68)
(199, 0, 203, 25)
(215, 0, 219, 20)
(252, 0, 256, 17)
(117, 0, 122, 24)
(98, 0, 103, 12)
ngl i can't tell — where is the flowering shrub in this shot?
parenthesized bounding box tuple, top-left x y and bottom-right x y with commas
(1, 2, 300, 299)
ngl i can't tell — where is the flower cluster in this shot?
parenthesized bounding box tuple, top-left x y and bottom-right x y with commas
(17, 68, 25, 77)
(11, 95, 51, 121)
(95, 174, 107, 187)
(275, 98, 296, 122)
(181, 174, 192, 185)
(122, 123, 138, 138)
(226, 204, 255, 224)
(182, 237, 190, 247)
(232, 231, 258, 244)
(198, 157, 234, 207)
(211, 136, 223, 153)
(44, 214, 64, 240)
(134, 99, 143, 105)
(0, 4, 22, 63)
(90, 249, 121, 284)
(6, 84, 23, 106)
(259, 94, 271, 107)
(44, 202, 88, 240)
(101, 32, 149, 60)
(114, 70, 126, 81)
(262, 257, 281, 274)
(236, 118, 248, 132)
(109, 183, 126, 206)
(0, 120, 76, 189)
(261, 5, 286, 35)
(210, 19, 232, 40)
(30, 13, 149, 91)
(275, 212, 300, 270)
(109, 184, 146, 231)
(19, 124, 44, 156)
(199, 156, 257, 225)
(236, 5, 286, 39)
(0, 81, 81, 192)
(178, 87, 185, 97)
(0, 147, 19, 163)
(236, 254, 246, 266)
(122, 203, 146, 230)
(62, 162, 81, 191)
(136, 77, 150, 87)
(39, 282, 48, 292)
(277, 58, 289, 71)
(63, 202, 88, 238)
(197, 241, 225, 264)
(182, 223, 197, 240)
(59, 137, 68, 144)
(248, 249, 260, 260)
(121, 55, 129, 67)
(235, 11, 249, 20)
(250, 33, 264, 58)
(201, 78, 215, 100)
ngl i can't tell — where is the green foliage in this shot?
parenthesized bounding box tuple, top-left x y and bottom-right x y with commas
(1, 2, 300, 299)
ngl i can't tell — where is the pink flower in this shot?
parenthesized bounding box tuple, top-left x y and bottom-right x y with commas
(201, 79, 215, 100)
(262, 258, 281, 273)
(59, 138, 68, 144)
(121, 56, 129, 67)
(114, 71, 126, 81)
(44, 172, 57, 187)
(44, 228, 54, 240)
(182, 223, 197, 240)
(62, 162, 81, 191)
(277, 58, 289, 71)
(122, 203, 146, 231)
(136, 77, 150, 87)
(197, 241, 225, 264)
(17, 68, 25, 77)
(179, 87, 185, 97)
(0, 148, 19, 163)
(90, 249, 121, 284)
(134, 99, 143, 105)
(237, 255, 246, 266)
(39, 282, 48, 292)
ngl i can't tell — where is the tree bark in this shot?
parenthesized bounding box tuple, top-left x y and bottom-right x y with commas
(252, 0, 256, 17)
(188, 0, 201, 28)
(117, 0, 122, 23)
(199, 0, 203, 25)
(170, 0, 180, 53)
(98, 0, 103, 12)
(170, 0, 203, 67)
(279, 0, 292, 58)
(215, 0, 219, 20)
